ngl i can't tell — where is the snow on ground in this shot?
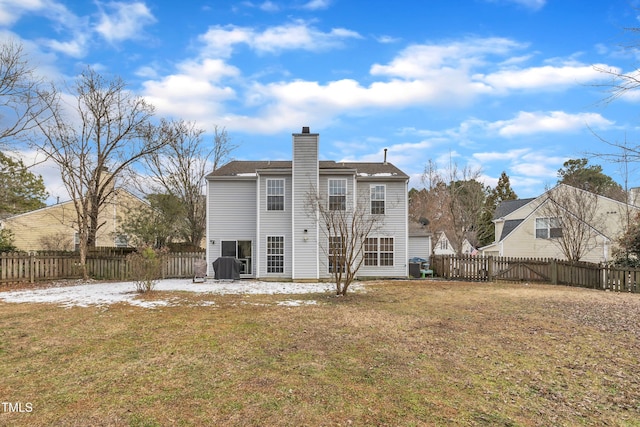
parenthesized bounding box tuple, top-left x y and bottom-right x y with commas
(0, 279, 361, 308)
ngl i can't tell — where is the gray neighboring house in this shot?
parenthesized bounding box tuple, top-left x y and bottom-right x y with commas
(205, 127, 410, 280)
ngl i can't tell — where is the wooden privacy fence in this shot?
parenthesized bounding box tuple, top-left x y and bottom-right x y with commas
(0, 251, 206, 285)
(431, 255, 640, 293)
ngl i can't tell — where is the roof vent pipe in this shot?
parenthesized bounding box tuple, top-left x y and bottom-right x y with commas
(383, 148, 388, 165)
(302, 126, 310, 133)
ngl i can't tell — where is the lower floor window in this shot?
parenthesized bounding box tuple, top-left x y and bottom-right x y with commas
(328, 236, 346, 273)
(267, 236, 284, 273)
(365, 237, 394, 266)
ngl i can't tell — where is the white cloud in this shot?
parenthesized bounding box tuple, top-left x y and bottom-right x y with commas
(199, 21, 362, 57)
(95, 1, 156, 43)
(371, 37, 526, 79)
(259, 1, 279, 12)
(141, 59, 240, 121)
(301, 0, 331, 10)
(473, 148, 531, 162)
(479, 62, 615, 92)
(0, 0, 49, 25)
(490, 111, 613, 137)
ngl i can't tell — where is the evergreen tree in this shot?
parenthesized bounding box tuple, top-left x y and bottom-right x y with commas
(477, 171, 518, 247)
(557, 158, 625, 201)
(0, 151, 48, 217)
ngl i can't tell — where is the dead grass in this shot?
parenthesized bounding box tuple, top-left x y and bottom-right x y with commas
(2, 280, 640, 426)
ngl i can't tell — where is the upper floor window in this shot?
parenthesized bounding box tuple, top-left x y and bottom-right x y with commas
(267, 179, 284, 211)
(370, 185, 385, 214)
(535, 217, 563, 239)
(328, 179, 346, 211)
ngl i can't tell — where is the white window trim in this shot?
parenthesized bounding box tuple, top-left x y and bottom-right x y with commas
(364, 236, 395, 267)
(370, 184, 386, 215)
(266, 235, 285, 274)
(328, 178, 347, 211)
(535, 216, 562, 239)
(266, 178, 285, 211)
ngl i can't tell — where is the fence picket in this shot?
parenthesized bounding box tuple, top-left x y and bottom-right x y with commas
(0, 251, 205, 285)
(431, 255, 640, 294)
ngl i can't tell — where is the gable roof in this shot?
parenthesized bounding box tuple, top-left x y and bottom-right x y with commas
(207, 160, 408, 179)
(493, 198, 536, 220)
(500, 219, 524, 241)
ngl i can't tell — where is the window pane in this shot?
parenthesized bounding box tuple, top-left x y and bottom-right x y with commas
(221, 241, 236, 257)
(329, 179, 346, 211)
(364, 237, 378, 266)
(329, 236, 345, 272)
(267, 179, 284, 211)
(380, 237, 394, 266)
(267, 236, 284, 273)
(371, 200, 385, 214)
(535, 229, 548, 239)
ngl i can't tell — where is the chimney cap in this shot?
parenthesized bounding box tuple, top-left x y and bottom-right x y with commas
(302, 126, 310, 133)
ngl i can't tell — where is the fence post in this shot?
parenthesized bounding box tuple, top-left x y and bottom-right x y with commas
(29, 252, 35, 284)
(550, 259, 557, 285)
(488, 256, 493, 281)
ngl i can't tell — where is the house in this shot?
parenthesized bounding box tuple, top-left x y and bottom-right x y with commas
(433, 231, 456, 256)
(205, 127, 410, 280)
(408, 220, 432, 262)
(0, 188, 146, 252)
(431, 231, 475, 256)
(480, 184, 640, 263)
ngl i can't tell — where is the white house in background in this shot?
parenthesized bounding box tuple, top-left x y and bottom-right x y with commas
(205, 127, 410, 280)
(480, 184, 640, 263)
(433, 231, 456, 256)
(431, 231, 475, 256)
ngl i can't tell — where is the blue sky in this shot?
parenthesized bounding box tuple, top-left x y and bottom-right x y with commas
(3, 0, 640, 202)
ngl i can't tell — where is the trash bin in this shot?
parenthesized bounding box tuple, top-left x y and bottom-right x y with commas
(409, 262, 421, 278)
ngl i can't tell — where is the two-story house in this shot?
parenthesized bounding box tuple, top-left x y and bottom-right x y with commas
(205, 127, 410, 280)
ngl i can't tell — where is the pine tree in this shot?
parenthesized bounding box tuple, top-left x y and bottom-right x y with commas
(0, 151, 48, 217)
(477, 171, 518, 247)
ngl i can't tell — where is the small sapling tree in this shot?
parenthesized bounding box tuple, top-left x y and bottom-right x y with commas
(127, 246, 167, 293)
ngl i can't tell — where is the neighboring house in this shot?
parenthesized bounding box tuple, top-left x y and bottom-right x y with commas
(480, 184, 640, 263)
(408, 220, 432, 262)
(205, 127, 410, 280)
(431, 231, 475, 256)
(433, 231, 456, 256)
(0, 188, 146, 252)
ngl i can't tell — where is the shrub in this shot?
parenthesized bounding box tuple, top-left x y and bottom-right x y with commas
(127, 246, 167, 293)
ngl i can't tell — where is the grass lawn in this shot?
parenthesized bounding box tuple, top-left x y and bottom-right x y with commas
(1, 280, 640, 426)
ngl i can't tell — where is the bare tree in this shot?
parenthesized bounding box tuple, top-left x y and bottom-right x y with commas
(307, 188, 386, 296)
(414, 159, 485, 253)
(538, 185, 604, 262)
(143, 121, 236, 248)
(33, 67, 167, 278)
(0, 39, 54, 147)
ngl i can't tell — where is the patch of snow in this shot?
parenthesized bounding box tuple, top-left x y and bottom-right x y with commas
(277, 300, 318, 307)
(0, 279, 360, 308)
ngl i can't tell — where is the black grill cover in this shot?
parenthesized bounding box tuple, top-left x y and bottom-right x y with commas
(213, 256, 241, 280)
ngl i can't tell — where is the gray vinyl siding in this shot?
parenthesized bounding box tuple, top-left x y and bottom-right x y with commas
(292, 133, 319, 279)
(408, 236, 431, 261)
(356, 180, 408, 278)
(317, 174, 355, 279)
(258, 175, 292, 278)
(206, 179, 257, 277)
